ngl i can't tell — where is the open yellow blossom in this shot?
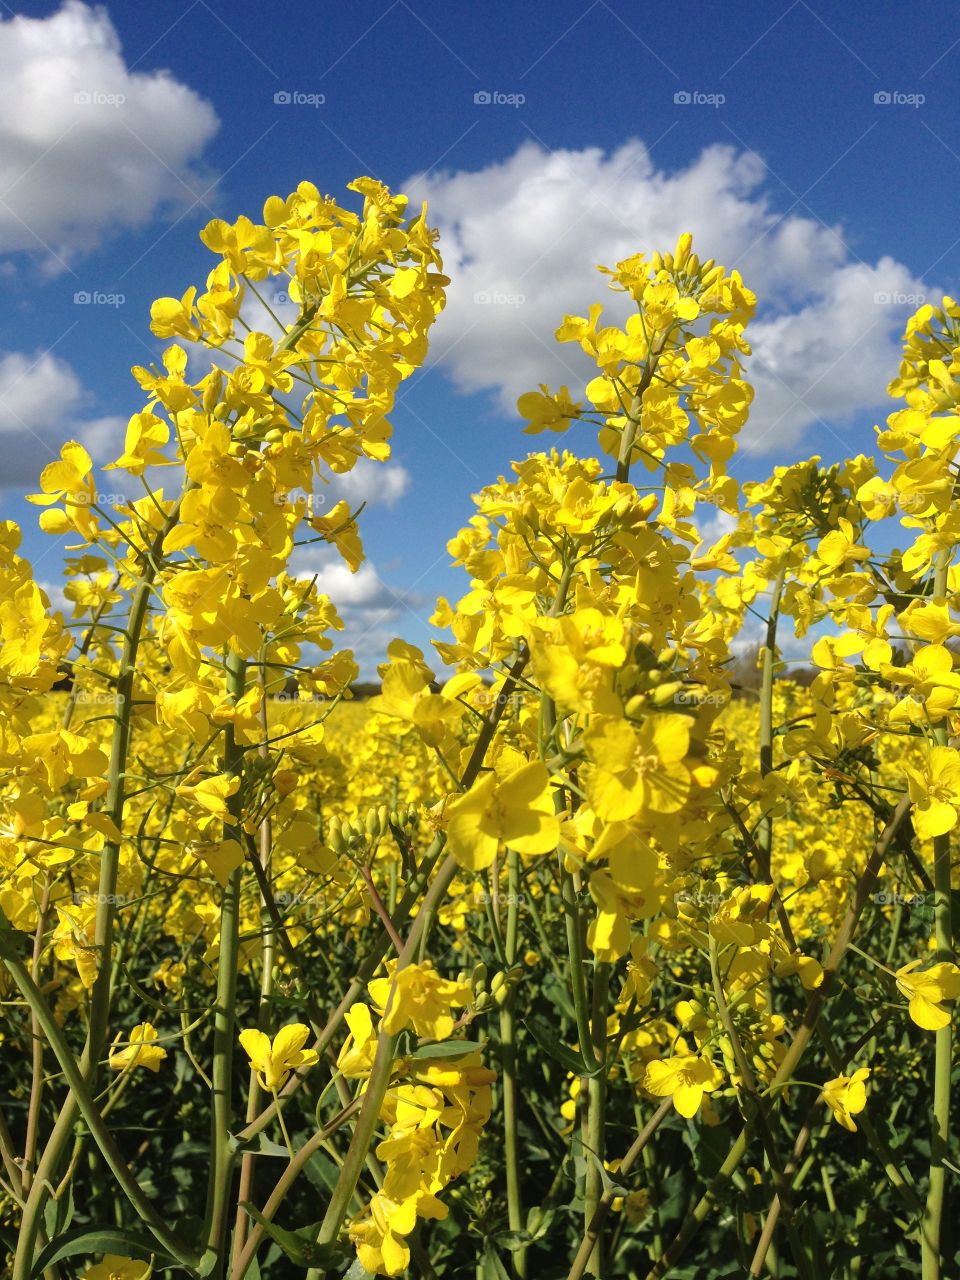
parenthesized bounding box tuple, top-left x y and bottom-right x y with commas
(903, 746, 960, 840)
(108, 1024, 167, 1073)
(239, 1023, 319, 1090)
(895, 960, 960, 1030)
(368, 961, 473, 1040)
(821, 1068, 870, 1131)
(443, 761, 560, 871)
(585, 715, 691, 821)
(643, 1052, 723, 1118)
(81, 1257, 152, 1280)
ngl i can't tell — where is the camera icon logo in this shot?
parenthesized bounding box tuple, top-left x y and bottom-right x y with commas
(874, 91, 891, 104)
(474, 90, 492, 105)
(674, 90, 692, 104)
(274, 90, 292, 105)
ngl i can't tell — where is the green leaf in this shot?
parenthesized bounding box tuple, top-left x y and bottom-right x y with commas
(240, 1204, 346, 1268)
(409, 1039, 481, 1060)
(31, 1227, 176, 1277)
(481, 1243, 513, 1280)
(343, 1259, 377, 1280)
(43, 1179, 74, 1242)
(522, 1015, 602, 1077)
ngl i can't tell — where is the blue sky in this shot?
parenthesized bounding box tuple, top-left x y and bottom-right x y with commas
(0, 0, 958, 670)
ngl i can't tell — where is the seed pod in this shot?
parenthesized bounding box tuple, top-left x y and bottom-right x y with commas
(326, 818, 345, 855)
(652, 681, 684, 706)
(202, 371, 223, 414)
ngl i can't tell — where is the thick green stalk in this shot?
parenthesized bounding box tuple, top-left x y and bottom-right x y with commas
(230, 676, 276, 1272)
(646, 797, 911, 1279)
(758, 565, 786, 861)
(499, 850, 526, 1279)
(709, 936, 814, 1280)
(199, 650, 247, 1277)
(304, 851, 462, 1277)
(566, 1100, 672, 1280)
(0, 914, 201, 1267)
(12, 496, 185, 1279)
(583, 963, 609, 1277)
(922, 551, 954, 1280)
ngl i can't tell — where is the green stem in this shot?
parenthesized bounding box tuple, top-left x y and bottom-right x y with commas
(199, 649, 247, 1277)
(230, 674, 276, 1273)
(646, 796, 911, 1279)
(584, 963, 609, 1277)
(709, 936, 814, 1280)
(304, 852, 462, 1276)
(566, 1100, 672, 1280)
(12, 495, 185, 1280)
(499, 849, 526, 1279)
(0, 914, 201, 1267)
(922, 550, 954, 1280)
(758, 565, 786, 862)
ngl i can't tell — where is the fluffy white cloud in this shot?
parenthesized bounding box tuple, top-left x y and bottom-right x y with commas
(0, 1, 218, 261)
(0, 347, 130, 487)
(407, 140, 930, 451)
(324, 459, 410, 510)
(290, 547, 431, 675)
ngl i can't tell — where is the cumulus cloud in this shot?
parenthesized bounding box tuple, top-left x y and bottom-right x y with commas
(289, 546, 431, 675)
(324, 459, 410, 510)
(0, 347, 133, 487)
(0, 0, 218, 262)
(407, 140, 931, 452)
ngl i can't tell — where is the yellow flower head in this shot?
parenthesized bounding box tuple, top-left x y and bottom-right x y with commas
(108, 1023, 168, 1074)
(895, 960, 960, 1031)
(239, 1023, 319, 1091)
(81, 1257, 152, 1280)
(643, 1051, 723, 1118)
(821, 1067, 870, 1131)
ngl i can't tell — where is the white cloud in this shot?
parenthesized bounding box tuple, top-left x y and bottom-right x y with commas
(324, 459, 410, 510)
(0, 347, 132, 487)
(407, 140, 931, 451)
(0, 0, 218, 262)
(0, 349, 85, 483)
(290, 546, 431, 676)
